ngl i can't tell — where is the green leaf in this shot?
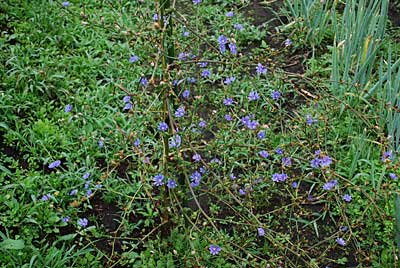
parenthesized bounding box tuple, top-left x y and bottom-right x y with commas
(57, 233, 77, 241)
(0, 122, 9, 130)
(48, 215, 60, 224)
(260, 40, 268, 48)
(0, 238, 25, 250)
(394, 193, 400, 255)
(0, 164, 12, 175)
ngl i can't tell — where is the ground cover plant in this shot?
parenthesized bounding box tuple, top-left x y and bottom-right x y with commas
(1, 0, 400, 267)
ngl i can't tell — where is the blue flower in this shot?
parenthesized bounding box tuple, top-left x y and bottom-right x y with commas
(167, 179, 177, 189)
(306, 114, 317, 126)
(129, 55, 139, 63)
(175, 106, 185, 118)
(64, 104, 72, 113)
(320, 156, 332, 167)
(284, 39, 292, 47)
(69, 189, 78, 196)
(86, 189, 92, 197)
(83, 172, 90, 180)
(248, 91, 260, 101)
(193, 0, 201, 4)
(41, 193, 51, 201)
(187, 77, 196, 84)
(201, 69, 211, 78)
(291, 181, 298, 188)
(77, 218, 88, 227)
(218, 35, 228, 45)
(199, 120, 206, 128)
(48, 160, 61, 169)
(152, 14, 158, 21)
(282, 157, 292, 166)
(241, 115, 251, 125)
(234, 23, 244, 31)
(62, 1, 70, 7)
(224, 114, 232, 121)
(323, 180, 337, 190)
(123, 102, 132, 110)
(123, 95, 131, 103)
(62, 216, 70, 223)
(224, 76, 235, 85)
(239, 188, 246, 195)
(182, 89, 190, 99)
(272, 173, 288, 182)
(169, 135, 181, 148)
(228, 43, 237, 55)
(343, 194, 352, 202)
(336, 237, 346, 246)
(310, 158, 320, 168)
(271, 91, 281, 101)
(389, 173, 398, 180)
(134, 138, 141, 147)
(259, 150, 269, 158)
(183, 31, 189, 37)
(218, 35, 228, 53)
(199, 166, 207, 174)
(192, 153, 202, 162)
(223, 98, 234, 106)
(382, 151, 393, 162)
(257, 227, 265, 237)
(198, 62, 208, 67)
(256, 63, 267, 75)
(226, 11, 235, 17)
(153, 174, 164, 186)
(190, 171, 201, 187)
(246, 120, 258, 130)
(158, 122, 168, 132)
(210, 158, 222, 164)
(257, 130, 266, 139)
(140, 77, 148, 87)
(209, 244, 221, 255)
(275, 148, 284, 155)
(191, 171, 201, 181)
(98, 139, 104, 148)
(178, 52, 189, 61)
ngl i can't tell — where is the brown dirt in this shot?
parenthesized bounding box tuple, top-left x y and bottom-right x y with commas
(388, 2, 400, 27)
(0, 132, 30, 172)
(90, 197, 123, 255)
(243, 0, 286, 27)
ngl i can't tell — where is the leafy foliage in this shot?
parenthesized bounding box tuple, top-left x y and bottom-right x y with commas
(0, 0, 399, 267)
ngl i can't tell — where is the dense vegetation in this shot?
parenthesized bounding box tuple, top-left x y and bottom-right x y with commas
(1, 0, 400, 267)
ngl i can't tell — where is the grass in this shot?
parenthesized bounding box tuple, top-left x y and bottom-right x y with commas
(0, 0, 400, 267)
